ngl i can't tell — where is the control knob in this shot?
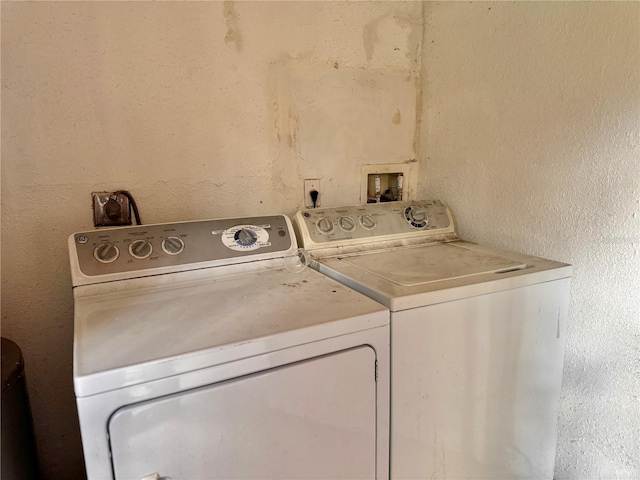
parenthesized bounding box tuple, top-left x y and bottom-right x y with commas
(405, 206, 429, 228)
(162, 237, 185, 255)
(316, 218, 334, 234)
(235, 228, 258, 247)
(359, 214, 376, 230)
(94, 243, 119, 263)
(339, 216, 356, 232)
(129, 240, 153, 259)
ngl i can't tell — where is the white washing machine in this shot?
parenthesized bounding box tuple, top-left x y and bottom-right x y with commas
(295, 200, 572, 480)
(68, 214, 390, 480)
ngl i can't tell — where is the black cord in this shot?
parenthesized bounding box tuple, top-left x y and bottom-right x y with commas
(112, 190, 142, 225)
(310, 190, 319, 209)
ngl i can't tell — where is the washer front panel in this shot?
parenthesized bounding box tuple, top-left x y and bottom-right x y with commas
(71, 215, 292, 278)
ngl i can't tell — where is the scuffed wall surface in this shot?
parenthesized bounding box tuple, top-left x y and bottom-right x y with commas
(420, 2, 639, 478)
(0, 2, 423, 478)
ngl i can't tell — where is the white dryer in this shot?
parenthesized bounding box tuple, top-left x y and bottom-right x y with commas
(295, 201, 572, 480)
(68, 214, 389, 480)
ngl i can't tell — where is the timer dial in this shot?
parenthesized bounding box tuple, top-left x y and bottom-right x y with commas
(235, 228, 258, 247)
(404, 206, 429, 229)
(162, 237, 185, 255)
(221, 225, 270, 251)
(94, 243, 119, 263)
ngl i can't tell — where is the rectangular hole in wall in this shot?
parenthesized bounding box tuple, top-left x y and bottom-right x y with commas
(367, 173, 404, 203)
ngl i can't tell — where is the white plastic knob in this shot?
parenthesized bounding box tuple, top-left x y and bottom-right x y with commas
(359, 214, 376, 229)
(316, 218, 334, 234)
(162, 237, 184, 255)
(93, 243, 119, 263)
(339, 216, 356, 232)
(129, 240, 153, 259)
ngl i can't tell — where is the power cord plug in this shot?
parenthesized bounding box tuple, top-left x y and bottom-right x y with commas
(310, 189, 319, 209)
(104, 196, 122, 220)
(112, 190, 142, 225)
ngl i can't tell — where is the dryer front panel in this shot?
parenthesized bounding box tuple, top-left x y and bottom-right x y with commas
(108, 346, 377, 480)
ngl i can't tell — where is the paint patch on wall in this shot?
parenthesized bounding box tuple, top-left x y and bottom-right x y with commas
(363, 8, 423, 69)
(268, 54, 419, 206)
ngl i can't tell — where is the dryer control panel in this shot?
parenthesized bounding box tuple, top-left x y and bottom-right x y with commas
(69, 215, 296, 286)
(295, 200, 455, 251)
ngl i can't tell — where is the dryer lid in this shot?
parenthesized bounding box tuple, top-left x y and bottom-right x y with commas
(340, 243, 526, 287)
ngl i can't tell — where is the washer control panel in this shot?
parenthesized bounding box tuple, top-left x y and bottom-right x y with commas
(295, 200, 454, 249)
(70, 215, 293, 279)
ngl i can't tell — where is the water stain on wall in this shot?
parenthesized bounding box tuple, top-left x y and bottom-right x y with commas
(223, 1, 242, 51)
(393, 109, 402, 124)
(363, 15, 383, 62)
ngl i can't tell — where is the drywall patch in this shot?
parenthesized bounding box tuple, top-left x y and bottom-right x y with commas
(223, 1, 242, 51)
(268, 52, 419, 206)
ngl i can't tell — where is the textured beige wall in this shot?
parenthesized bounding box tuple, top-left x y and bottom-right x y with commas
(420, 2, 639, 478)
(1, 2, 423, 478)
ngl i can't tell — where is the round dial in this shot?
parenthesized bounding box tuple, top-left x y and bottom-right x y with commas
(221, 225, 269, 251)
(359, 214, 376, 230)
(162, 236, 185, 255)
(404, 206, 429, 229)
(128, 240, 153, 259)
(316, 217, 334, 234)
(94, 243, 119, 263)
(339, 216, 356, 232)
(234, 228, 258, 247)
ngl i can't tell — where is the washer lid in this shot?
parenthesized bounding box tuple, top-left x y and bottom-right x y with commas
(341, 243, 526, 287)
(317, 241, 572, 311)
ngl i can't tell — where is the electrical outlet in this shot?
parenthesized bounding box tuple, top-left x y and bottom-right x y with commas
(93, 192, 132, 227)
(304, 179, 321, 208)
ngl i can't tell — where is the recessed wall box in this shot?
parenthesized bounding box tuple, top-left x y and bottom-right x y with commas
(360, 163, 412, 204)
(93, 192, 132, 227)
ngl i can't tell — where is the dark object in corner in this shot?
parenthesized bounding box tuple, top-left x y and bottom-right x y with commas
(1, 337, 41, 480)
